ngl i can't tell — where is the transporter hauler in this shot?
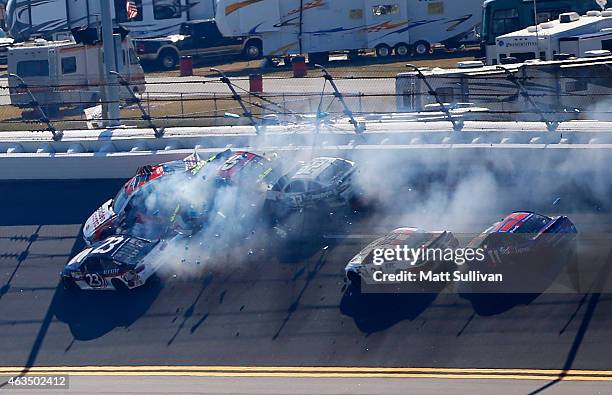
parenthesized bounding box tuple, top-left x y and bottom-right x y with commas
(372, 270, 503, 283)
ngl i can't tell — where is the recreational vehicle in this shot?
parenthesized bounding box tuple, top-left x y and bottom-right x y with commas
(481, 0, 601, 64)
(8, 37, 145, 114)
(493, 10, 612, 64)
(395, 54, 612, 121)
(5, 0, 216, 41)
(214, 0, 483, 61)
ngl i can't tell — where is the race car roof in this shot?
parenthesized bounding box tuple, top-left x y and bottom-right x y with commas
(292, 157, 353, 182)
(491, 212, 552, 234)
(89, 236, 156, 265)
(124, 152, 203, 195)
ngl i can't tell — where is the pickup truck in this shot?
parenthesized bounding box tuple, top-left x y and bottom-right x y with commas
(134, 19, 262, 70)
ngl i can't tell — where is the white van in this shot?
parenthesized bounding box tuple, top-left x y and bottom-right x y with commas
(8, 37, 145, 114)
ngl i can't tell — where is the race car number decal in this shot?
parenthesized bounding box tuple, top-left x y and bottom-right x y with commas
(85, 273, 105, 288)
(92, 236, 125, 255)
(71, 248, 93, 264)
(296, 159, 327, 176)
(220, 155, 243, 171)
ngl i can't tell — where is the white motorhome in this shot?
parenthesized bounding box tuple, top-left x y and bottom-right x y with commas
(395, 55, 612, 120)
(5, 0, 216, 41)
(214, 0, 483, 60)
(8, 37, 145, 114)
(490, 9, 612, 65)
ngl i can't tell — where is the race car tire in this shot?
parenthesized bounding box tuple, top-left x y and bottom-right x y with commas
(111, 278, 130, 292)
(62, 277, 80, 291)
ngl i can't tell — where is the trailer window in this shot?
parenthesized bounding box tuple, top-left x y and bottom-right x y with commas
(492, 8, 520, 35)
(16, 60, 49, 77)
(372, 5, 399, 16)
(566, 80, 587, 92)
(61, 57, 77, 74)
(428, 2, 444, 15)
(154, 0, 181, 20)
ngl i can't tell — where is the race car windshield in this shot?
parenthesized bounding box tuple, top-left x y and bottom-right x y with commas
(113, 188, 130, 213)
(514, 213, 551, 234)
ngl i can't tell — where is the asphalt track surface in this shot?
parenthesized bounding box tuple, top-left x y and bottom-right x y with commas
(0, 175, 611, 394)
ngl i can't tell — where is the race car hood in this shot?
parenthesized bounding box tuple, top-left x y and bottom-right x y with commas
(83, 199, 115, 239)
(345, 228, 438, 273)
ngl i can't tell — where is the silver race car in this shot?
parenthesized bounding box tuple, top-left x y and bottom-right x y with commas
(265, 157, 356, 217)
(61, 235, 163, 291)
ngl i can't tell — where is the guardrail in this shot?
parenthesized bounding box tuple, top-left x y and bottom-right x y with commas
(2, 142, 612, 180)
(3, 121, 612, 156)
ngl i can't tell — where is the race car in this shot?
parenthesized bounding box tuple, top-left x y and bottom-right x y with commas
(61, 235, 162, 291)
(82, 150, 281, 245)
(458, 211, 578, 294)
(344, 228, 460, 294)
(265, 157, 356, 218)
(82, 151, 217, 245)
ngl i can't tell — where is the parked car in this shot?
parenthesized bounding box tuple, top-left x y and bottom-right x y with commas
(134, 19, 263, 70)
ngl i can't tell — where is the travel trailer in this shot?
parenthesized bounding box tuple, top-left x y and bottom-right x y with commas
(8, 37, 145, 114)
(215, 0, 484, 61)
(5, 0, 216, 41)
(491, 10, 612, 64)
(481, 0, 600, 63)
(395, 55, 612, 121)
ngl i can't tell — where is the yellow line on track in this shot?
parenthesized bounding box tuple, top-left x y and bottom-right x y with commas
(1, 366, 612, 381)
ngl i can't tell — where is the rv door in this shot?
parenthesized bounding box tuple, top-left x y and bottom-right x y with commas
(364, 1, 408, 49)
(48, 48, 58, 85)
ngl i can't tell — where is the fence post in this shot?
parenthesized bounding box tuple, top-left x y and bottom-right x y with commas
(213, 93, 218, 126)
(180, 93, 184, 118)
(359, 92, 363, 114)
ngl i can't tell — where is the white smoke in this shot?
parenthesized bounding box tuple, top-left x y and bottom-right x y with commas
(134, 128, 611, 280)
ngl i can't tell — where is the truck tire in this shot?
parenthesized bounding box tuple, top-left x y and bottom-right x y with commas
(243, 40, 262, 60)
(375, 44, 391, 58)
(413, 41, 431, 56)
(395, 43, 410, 57)
(158, 48, 179, 70)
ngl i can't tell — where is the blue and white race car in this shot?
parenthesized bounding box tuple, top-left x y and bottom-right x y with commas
(61, 235, 162, 291)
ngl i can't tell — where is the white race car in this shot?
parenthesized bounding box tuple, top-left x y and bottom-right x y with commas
(265, 157, 356, 218)
(61, 235, 163, 291)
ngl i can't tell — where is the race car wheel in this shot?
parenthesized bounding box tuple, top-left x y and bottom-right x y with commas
(111, 278, 130, 292)
(375, 44, 391, 58)
(62, 277, 80, 291)
(413, 40, 431, 56)
(158, 49, 179, 70)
